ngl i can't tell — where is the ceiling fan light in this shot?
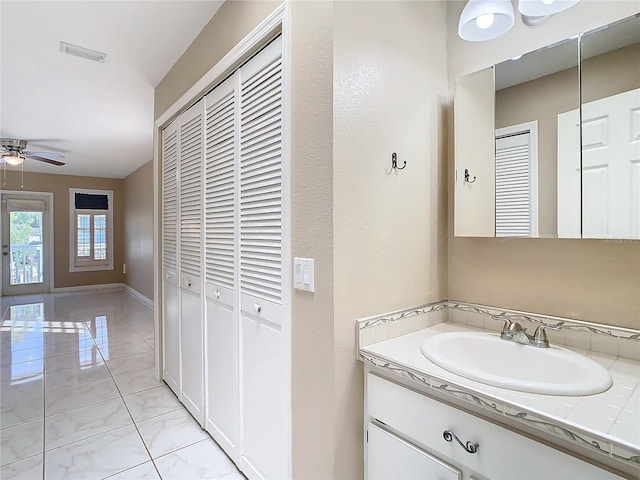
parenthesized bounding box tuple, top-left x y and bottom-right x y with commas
(459, 0, 515, 42)
(3, 154, 24, 166)
(518, 0, 581, 17)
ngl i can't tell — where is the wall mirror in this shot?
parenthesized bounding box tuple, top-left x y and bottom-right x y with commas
(495, 36, 578, 238)
(454, 13, 640, 240)
(578, 15, 640, 239)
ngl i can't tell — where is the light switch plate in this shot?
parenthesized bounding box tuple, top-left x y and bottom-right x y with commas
(293, 257, 315, 292)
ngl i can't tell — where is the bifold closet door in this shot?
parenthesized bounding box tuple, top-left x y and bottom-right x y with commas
(238, 36, 287, 479)
(161, 121, 181, 394)
(178, 100, 205, 423)
(204, 76, 240, 457)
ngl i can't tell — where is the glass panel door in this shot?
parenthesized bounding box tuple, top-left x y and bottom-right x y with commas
(1, 194, 51, 295)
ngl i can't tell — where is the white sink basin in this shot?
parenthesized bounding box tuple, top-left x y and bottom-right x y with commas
(420, 332, 612, 396)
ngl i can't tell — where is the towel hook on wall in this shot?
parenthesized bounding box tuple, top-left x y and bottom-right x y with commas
(391, 152, 406, 171)
(464, 168, 476, 184)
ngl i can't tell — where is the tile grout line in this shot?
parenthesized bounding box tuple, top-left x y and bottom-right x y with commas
(95, 317, 164, 480)
(5, 291, 159, 478)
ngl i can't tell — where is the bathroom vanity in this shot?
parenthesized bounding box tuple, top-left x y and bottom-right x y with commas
(357, 304, 640, 479)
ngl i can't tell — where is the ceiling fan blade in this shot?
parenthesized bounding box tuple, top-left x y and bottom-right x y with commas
(23, 151, 65, 160)
(25, 155, 66, 166)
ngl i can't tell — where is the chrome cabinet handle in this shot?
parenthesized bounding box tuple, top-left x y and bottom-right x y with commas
(215, 290, 220, 299)
(443, 430, 479, 454)
(254, 303, 262, 314)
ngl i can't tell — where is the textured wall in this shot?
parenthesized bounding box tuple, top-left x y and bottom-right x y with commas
(123, 160, 154, 301)
(447, 0, 640, 328)
(1, 170, 124, 289)
(334, 2, 449, 477)
(289, 3, 335, 477)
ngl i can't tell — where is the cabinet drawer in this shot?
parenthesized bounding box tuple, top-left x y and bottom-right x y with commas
(368, 423, 461, 480)
(367, 373, 621, 480)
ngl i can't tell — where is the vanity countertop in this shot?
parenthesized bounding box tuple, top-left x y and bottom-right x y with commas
(360, 321, 640, 470)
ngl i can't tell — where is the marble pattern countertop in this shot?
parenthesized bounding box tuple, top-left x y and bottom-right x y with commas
(360, 322, 640, 471)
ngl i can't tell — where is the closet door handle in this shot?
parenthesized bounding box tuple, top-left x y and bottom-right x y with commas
(215, 290, 220, 299)
(254, 303, 262, 314)
(187, 281, 192, 288)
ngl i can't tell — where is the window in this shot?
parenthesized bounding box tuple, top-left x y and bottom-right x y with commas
(69, 189, 114, 272)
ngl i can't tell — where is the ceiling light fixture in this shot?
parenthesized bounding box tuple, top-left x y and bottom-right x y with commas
(459, 0, 515, 42)
(3, 154, 24, 166)
(59, 41, 107, 63)
(518, 0, 581, 17)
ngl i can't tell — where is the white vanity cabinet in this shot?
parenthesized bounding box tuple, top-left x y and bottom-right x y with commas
(365, 373, 622, 480)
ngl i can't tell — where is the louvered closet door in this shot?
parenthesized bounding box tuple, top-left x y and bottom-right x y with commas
(178, 100, 205, 422)
(238, 36, 287, 480)
(495, 132, 535, 237)
(204, 76, 240, 458)
(161, 120, 181, 394)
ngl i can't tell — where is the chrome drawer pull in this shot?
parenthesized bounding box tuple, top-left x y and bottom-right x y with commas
(443, 430, 479, 454)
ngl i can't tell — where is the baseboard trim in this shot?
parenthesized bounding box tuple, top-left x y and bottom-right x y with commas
(122, 283, 154, 309)
(52, 283, 123, 293)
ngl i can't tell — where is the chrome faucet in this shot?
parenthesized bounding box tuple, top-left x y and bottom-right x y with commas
(499, 319, 555, 348)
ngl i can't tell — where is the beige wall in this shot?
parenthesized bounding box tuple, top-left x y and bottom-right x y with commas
(154, 0, 282, 119)
(334, 2, 448, 477)
(123, 160, 154, 301)
(289, 2, 335, 478)
(448, 1, 640, 328)
(582, 42, 640, 103)
(1, 170, 124, 289)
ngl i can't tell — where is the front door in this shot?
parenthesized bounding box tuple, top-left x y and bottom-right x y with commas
(1, 193, 52, 295)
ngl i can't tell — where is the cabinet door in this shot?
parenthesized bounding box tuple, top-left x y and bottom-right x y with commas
(204, 76, 239, 457)
(238, 36, 287, 480)
(178, 100, 205, 423)
(367, 374, 622, 480)
(162, 121, 180, 394)
(367, 423, 461, 480)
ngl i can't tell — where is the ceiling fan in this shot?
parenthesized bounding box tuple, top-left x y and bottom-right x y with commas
(0, 138, 66, 166)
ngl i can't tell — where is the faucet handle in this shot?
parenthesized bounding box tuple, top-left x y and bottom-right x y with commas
(532, 324, 560, 348)
(497, 316, 513, 332)
(498, 317, 515, 340)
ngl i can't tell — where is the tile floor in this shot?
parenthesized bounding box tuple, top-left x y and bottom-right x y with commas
(0, 288, 243, 480)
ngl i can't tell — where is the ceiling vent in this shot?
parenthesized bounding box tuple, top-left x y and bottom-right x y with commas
(59, 41, 107, 63)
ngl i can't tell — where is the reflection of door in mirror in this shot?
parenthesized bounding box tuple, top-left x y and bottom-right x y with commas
(495, 122, 538, 237)
(494, 38, 579, 238)
(580, 15, 640, 239)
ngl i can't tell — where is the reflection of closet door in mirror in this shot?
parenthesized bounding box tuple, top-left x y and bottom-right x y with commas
(495, 37, 579, 238)
(581, 15, 640, 239)
(454, 67, 495, 237)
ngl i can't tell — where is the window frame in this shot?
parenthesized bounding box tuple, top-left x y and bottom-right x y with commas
(69, 189, 114, 272)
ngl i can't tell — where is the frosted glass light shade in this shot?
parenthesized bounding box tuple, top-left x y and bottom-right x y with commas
(459, 0, 515, 42)
(3, 154, 23, 166)
(518, 0, 581, 17)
